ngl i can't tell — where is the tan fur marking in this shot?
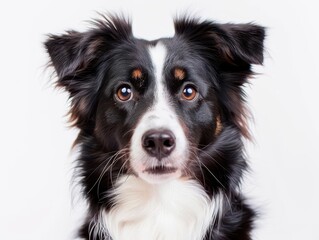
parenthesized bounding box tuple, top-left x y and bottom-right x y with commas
(174, 68, 185, 80)
(132, 69, 142, 79)
(215, 116, 223, 136)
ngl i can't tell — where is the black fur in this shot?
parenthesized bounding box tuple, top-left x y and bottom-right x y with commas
(45, 14, 265, 240)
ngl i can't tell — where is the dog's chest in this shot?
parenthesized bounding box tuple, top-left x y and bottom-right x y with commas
(103, 176, 214, 240)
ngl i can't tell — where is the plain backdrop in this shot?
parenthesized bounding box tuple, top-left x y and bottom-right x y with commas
(0, 0, 318, 239)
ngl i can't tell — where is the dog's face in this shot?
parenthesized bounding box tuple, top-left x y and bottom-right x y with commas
(94, 38, 224, 184)
(95, 41, 220, 183)
(45, 16, 264, 186)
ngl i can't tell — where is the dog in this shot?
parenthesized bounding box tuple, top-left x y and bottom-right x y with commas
(45, 14, 265, 240)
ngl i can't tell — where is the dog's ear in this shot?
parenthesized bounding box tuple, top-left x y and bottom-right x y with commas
(213, 23, 265, 65)
(45, 31, 102, 80)
(174, 18, 265, 66)
(44, 15, 132, 128)
(215, 23, 265, 139)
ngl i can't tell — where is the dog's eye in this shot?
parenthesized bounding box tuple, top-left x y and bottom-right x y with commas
(116, 84, 133, 101)
(181, 85, 198, 101)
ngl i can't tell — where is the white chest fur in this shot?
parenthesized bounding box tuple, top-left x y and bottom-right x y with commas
(103, 176, 218, 240)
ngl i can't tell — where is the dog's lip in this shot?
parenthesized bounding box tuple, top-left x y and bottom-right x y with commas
(143, 165, 178, 175)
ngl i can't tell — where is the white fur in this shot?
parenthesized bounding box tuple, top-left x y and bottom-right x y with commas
(130, 43, 188, 184)
(103, 175, 222, 240)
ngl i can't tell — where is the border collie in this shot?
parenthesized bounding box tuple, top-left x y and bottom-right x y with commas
(45, 14, 265, 240)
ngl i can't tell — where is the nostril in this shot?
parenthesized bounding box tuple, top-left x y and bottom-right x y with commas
(143, 138, 155, 149)
(163, 139, 173, 147)
(162, 136, 175, 148)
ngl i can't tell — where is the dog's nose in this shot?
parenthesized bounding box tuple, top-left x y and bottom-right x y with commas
(142, 130, 176, 159)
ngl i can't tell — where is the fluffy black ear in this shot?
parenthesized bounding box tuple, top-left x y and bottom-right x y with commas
(214, 23, 265, 65)
(45, 31, 84, 79)
(174, 17, 265, 66)
(44, 15, 132, 129)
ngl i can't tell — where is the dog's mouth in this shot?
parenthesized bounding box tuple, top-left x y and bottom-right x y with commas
(143, 165, 178, 175)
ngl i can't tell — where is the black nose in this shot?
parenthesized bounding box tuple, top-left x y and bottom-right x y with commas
(142, 130, 176, 160)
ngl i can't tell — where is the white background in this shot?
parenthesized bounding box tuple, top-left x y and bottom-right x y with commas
(0, 0, 318, 239)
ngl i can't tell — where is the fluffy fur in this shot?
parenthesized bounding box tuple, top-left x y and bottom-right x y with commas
(45, 14, 265, 240)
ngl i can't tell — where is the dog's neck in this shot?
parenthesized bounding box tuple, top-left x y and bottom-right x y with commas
(98, 175, 223, 240)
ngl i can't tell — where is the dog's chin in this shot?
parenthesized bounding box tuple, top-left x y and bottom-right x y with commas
(138, 167, 182, 184)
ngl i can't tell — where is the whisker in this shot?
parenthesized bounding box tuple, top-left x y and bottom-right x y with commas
(188, 144, 227, 190)
(98, 148, 129, 195)
(122, 128, 136, 138)
(109, 148, 130, 187)
(199, 161, 226, 190)
(190, 145, 232, 212)
(188, 149, 206, 187)
(110, 147, 129, 186)
(86, 149, 121, 180)
(87, 148, 128, 195)
(192, 145, 230, 174)
(116, 156, 130, 184)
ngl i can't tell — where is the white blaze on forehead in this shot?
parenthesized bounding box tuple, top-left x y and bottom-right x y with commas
(148, 43, 169, 110)
(149, 43, 167, 82)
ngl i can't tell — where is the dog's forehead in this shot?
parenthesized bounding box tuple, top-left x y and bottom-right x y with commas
(146, 38, 192, 63)
(141, 38, 210, 86)
(104, 36, 210, 95)
(147, 42, 167, 77)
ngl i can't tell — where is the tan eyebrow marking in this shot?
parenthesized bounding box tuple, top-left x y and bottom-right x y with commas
(215, 115, 223, 136)
(131, 68, 143, 79)
(174, 68, 186, 80)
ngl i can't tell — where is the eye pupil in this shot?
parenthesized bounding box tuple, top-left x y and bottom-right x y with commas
(116, 85, 132, 101)
(182, 85, 197, 101)
(184, 87, 193, 96)
(121, 87, 131, 96)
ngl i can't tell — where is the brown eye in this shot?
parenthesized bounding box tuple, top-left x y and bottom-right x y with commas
(182, 85, 197, 101)
(116, 84, 132, 101)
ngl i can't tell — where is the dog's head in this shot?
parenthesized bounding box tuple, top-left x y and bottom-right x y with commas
(45, 15, 264, 187)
